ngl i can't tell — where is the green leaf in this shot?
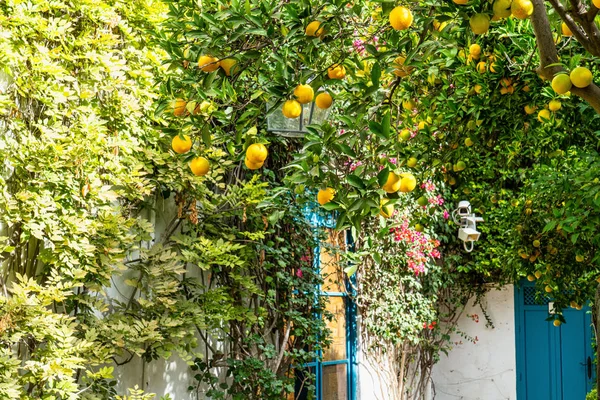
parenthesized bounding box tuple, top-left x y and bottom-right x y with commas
(377, 167, 389, 187)
(343, 264, 358, 277)
(371, 63, 381, 87)
(347, 174, 365, 189)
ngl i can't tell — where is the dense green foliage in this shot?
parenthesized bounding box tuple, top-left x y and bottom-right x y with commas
(0, 0, 327, 398)
(2, 0, 600, 398)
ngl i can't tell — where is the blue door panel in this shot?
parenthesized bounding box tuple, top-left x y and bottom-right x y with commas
(560, 309, 593, 399)
(516, 281, 593, 400)
(524, 309, 554, 400)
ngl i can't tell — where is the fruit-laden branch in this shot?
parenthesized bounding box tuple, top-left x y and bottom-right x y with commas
(547, 0, 600, 56)
(530, 0, 600, 113)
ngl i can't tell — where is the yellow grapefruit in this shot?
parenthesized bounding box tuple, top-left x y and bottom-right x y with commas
(244, 157, 263, 170)
(551, 74, 572, 94)
(282, 100, 302, 118)
(327, 64, 346, 80)
(538, 109, 551, 122)
(570, 66, 593, 88)
(220, 58, 237, 76)
(399, 173, 417, 193)
(549, 100, 561, 111)
(315, 92, 333, 109)
(511, 0, 534, 19)
(382, 172, 401, 193)
(293, 84, 315, 104)
(190, 157, 210, 176)
(561, 22, 573, 36)
(317, 188, 335, 205)
(470, 14, 490, 35)
(380, 198, 394, 218)
(172, 135, 192, 154)
(246, 143, 268, 163)
(389, 6, 413, 30)
(198, 55, 220, 72)
(173, 99, 188, 117)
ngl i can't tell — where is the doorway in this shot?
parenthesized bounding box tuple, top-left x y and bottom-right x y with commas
(514, 281, 594, 399)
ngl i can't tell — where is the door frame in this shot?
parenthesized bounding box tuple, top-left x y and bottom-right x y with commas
(514, 280, 594, 399)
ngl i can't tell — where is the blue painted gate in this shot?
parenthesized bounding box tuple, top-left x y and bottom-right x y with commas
(515, 281, 594, 400)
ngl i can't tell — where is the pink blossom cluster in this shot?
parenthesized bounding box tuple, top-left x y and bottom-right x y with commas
(390, 220, 441, 275)
(352, 34, 379, 55)
(343, 159, 363, 172)
(428, 194, 444, 206)
(421, 180, 436, 192)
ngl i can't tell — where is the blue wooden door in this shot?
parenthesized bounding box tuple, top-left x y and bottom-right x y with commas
(515, 282, 594, 400)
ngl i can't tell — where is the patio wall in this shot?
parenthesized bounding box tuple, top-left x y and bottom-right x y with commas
(430, 285, 517, 400)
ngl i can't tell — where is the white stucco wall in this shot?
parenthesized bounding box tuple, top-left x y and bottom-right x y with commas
(431, 285, 517, 400)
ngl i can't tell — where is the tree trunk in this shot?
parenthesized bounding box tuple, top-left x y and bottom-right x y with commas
(529, 0, 600, 113)
(592, 283, 600, 400)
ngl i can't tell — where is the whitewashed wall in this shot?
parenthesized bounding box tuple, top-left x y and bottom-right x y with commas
(431, 285, 517, 400)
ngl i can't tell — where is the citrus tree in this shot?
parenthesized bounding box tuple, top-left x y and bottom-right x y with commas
(152, 0, 600, 396)
(0, 0, 327, 399)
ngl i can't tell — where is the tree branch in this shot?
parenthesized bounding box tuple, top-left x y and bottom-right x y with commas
(530, 0, 600, 113)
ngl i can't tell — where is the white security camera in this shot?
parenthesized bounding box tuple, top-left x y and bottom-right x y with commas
(452, 201, 483, 252)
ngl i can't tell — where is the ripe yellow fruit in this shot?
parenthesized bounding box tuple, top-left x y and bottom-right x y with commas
(553, 319, 561, 327)
(535, 270, 542, 279)
(594, 0, 600, 8)
(533, 239, 540, 247)
(399, 129, 412, 141)
(493, 0, 512, 18)
(570, 301, 579, 309)
(489, 62, 500, 73)
(470, 14, 490, 35)
(527, 274, 536, 282)
(545, 285, 553, 293)
(317, 188, 335, 205)
(576, 254, 584, 262)
(570, 66, 593, 88)
(511, 0, 534, 19)
(538, 109, 551, 122)
(465, 137, 474, 146)
(561, 22, 573, 36)
(315, 92, 333, 109)
(382, 172, 402, 193)
(198, 55, 220, 72)
(414, 223, 424, 232)
(453, 0, 468, 4)
(551, 74, 572, 94)
(469, 44, 481, 59)
(171, 135, 192, 154)
(399, 173, 417, 193)
(293, 84, 315, 104)
(402, 99, 416, 110)
(245, 157, 264, 170)
(524, 105, 537, 114)
(190, 156, 210, 176)
(389, 6, 413, 30)
(380, 198, 394, 218)
(476, 61, 487, 73)
(246, 143, 268, 163)
(173, 99, 188, 117)
(474, 84, 483, 94)
(282, 99, 302, 119)
(549, 100, 561, 112)
(327, 64, 346, 80)
(407, 157, 418, 168)
(220, 58, 237, 76)
(394, 56, 414, 77)
(305, 21, 325, 37)
(454, 161, 466, 171)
